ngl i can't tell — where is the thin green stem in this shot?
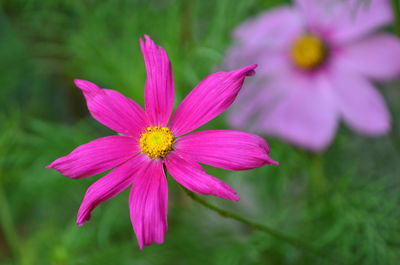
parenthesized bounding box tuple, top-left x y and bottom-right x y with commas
(391, 0, 400, 36)
(308, 154, 327, 199)
(0, 180, 21, 260)
(181, 187, 328, 260)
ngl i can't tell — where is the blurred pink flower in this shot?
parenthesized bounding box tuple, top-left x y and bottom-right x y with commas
(225, 0, 400, 151)
(46, 35, 277, 249)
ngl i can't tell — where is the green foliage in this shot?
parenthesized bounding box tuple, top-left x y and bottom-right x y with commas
(0, 0, 399, 264)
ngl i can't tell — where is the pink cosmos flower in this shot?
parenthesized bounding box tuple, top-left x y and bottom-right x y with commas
(46, 35, 278, 249)
(225, 0, 400, 151)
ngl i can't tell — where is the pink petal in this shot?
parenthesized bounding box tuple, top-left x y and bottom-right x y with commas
(336, 34, 400, 81)
(165, 152, 240, 201)
(169, 64, 257, 136)
(223, 8, 301, 77)
(74, 79, 149, 138)
(175, 130, 278, 171)
(294, 0, 338, 31)
(330, 0, 392, 44)
(140, 35, 174, 126)
(295, 0, 392, 43)
(232, 6, 303, 53)
(76, 154, 149, 226)
(46, 136, 139, 179)
(227, 75, 288, 129)
(262, 75, 339, 152)
(331, 70, 390, 135)
(129, 159, 167, 249)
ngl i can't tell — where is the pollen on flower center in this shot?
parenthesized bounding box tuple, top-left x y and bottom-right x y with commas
(139, 126, 174, 159)
(291, 34, 326, 70)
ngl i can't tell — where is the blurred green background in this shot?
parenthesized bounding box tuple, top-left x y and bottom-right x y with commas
(1, 0, 400, 264)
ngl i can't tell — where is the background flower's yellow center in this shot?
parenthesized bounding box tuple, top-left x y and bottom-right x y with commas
(291, 34, 325, 70)
(140, 126, 174, 159)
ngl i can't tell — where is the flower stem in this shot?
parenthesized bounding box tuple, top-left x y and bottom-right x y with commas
(308, 154, 327, 199)
(0, 180, 21, 260)
(391, 0, 400, 35)
(181, 186, 323, 258)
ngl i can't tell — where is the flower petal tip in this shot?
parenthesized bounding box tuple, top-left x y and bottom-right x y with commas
(245, 64, 258, 76)
(224, 189, 241, 201)
(45, 161, 60, 171)
(137, 239, 164, 250)
(73, 79, 86, 87)
(142, 34, 156, 48)
(265, 156, 279, 166)
(143, 34, 151, 42)
(232, 195, 241, 201)
(73, 79, 99, 93)
(45, 159, 63, 172)
(76, 216, 89, 227)
(270, 159, 279, 166)
(234, 64, 257, 77)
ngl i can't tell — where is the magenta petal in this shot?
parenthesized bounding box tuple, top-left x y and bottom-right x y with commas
(336, 34, 400, 81)
(140, 35, 174, 126)
(76, 154, 149, 226)
(175, 130, 278, 171)
(331, 71, 390, 135)
(46, 136, 139, 179)
(74, 79, 149, 138)
(165, 152, 240, 201)
(129, 159, 167, 249)
(169, 64, 257, 136)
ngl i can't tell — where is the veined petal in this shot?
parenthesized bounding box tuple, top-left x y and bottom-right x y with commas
(175, 130, 278, 171)
(46, 136, 139, 179)
(129, 159, 167, 249)
(169, 64, 257, 136)
(331, 70, 390, 135)
(165, 152, 240, 201)
(74, 79, 149, 138)
(336, 34, 400, 80)
(140, 35, 174, 126)
(76, 154, 149, 226)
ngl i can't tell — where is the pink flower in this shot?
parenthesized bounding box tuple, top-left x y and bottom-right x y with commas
(225, 0, 400, 151)
(46, 35, 278, 249)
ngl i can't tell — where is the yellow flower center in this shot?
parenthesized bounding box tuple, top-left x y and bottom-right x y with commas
(291, 34, 325, 70)
(139, 126, 174, 159)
